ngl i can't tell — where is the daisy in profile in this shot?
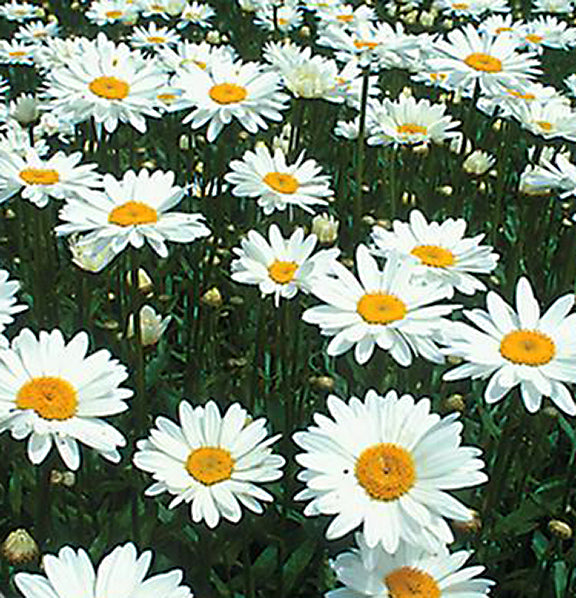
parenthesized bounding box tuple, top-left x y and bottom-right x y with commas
(133, 400, 285, 528)
(435, 0, 510, 19)
(230, 224, 340, 307)
(303, 245, 458, 366)
(427, 24, 540, 94)
(533, 0, 574, 13)
(508, 100, 576, 142)
(366, 94, 460, 147)
(294, 389, 487, 552)
(0, 328, 132, 470)
(254, 2, 304, 33)
(130, 22, 181, 51)
(0, 1, 42, 21)
(174, 60, 289, 142)
(327, 533, 494, 598)
(225, 144, 333, 215)
(43, 33, 167, 134)
(159, 40, 237, 75)
(518, 17, 576, 52)
(0, 148, 102, 208)
(177, 2, 216, 29)
(521, 152, 576, 199)
(140, 0, 172, 19)
(0, 40, 36, 65)
(442, 277, 576, 415)
(86, 0, 140, 26)
(56, 168, 210, 261)
(0, 269, 27, 348)
(371, 210, 499, 297)
(15, 21, 60, 44)
(15, 543, 193, 598)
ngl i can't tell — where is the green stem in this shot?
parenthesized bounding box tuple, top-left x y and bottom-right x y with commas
(354, 67, 370, 232)
(130, 250, 146, 433)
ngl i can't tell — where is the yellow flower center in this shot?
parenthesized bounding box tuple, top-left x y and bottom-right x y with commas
(147, 36, 167, 44)
(89, 76, 130, 100)
(9, 51, 27, 57)
(108, 201, 158, 226)
(151, 4, 164, 11)
(105, 10, 123, 18)
(385, 567, 441, 598)
(397, 123, 428, 137)
(19, 168, 60, 185)
(536, 120, 553, 131)
(16, 377, 78, 421)
(209, 83, 247, 105)
(452, 2, 469, 9)
(263, 172, 300, 194)
(526, 34, 543, 43)
(506, 88, 536, 100)
(278, 17, 288, 26)
(430, 72, 447, 82)
(464, 52, 503, 73)
(500, 329, 556, 366)
(337, 14, 354, 22)
(496, 26, 513, 34)
(186, 446, 235, 485)
(181, 58, 207, 69)
(268, 260, 299, 284)
(411, 244, 455, 268)
(157, 92, 177, 103)
(354, 40, 379, 50)
(355, 443, 416, 501)
(32, 31, 47, 38)
(357, 293, 407, 325)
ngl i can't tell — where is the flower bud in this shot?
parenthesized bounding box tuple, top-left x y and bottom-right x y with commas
(443, 394, 466, 413)
(2, 529, 39, 565)
(309, 375, 335, 392)
(312, 213, 339, 244)
(127, 305, 171, 347)
(463, 150, 496, 176)
(126, 268, 153, 295)
(201, 287, 223, 308)
(453, 510, 482, 534)
(548, 520, 572, 540)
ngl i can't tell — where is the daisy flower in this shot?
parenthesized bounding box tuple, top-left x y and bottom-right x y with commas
(174, 59, 289, 142)
(371, 210, 499, 298)
(254, 3, 304, 33)
(518, 17, 576, 52)
(327, 533, 494, 598)
(442, 277, 576, 415)
(130, 22, 181, 51)
(15, 543, 193, 598)
(14, 21, 60, 44)
(0, 148, 102, 208)
(86, 0, 140, 26)
(0, 328, 132, 470)
(315, 4, 377, 31)
(225, 144, 333, 215)
(427, 24, 540, 94)
(533, 0, 574, 13)
(521, 152, 576, 199)
(0, 40, 36, 65)
(478, 14, 525, 38)
(0, 269, 27, 348)
(0, 1, 42, 21)
(509, 99, 576, 142)
(435, 0, 510, 19)
(56, 168, 210, 261)
(302, 245, 458, 366)
(159, 40, 237, 75)
(366, 94, 460, 147)
(43, 33, 167, 134)
(133, 400, 285, 528)
(177, 2, 215, 29)
(230, 224, 340, 306)
(294, 389, 487, 552)
(140, 0, 172, 19)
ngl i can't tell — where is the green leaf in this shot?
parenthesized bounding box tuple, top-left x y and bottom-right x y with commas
(554, 561, 568, 598)
(283, 539, 316, 596)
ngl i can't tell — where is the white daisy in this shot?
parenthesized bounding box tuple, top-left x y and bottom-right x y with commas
(85, 0, 140, 26)
(0, 148, 103, 208)
(177, 2, 215, 29)
(133, 400, 285, 528)
(533, 0, 574, 13)
(0, 269, 27, 348)
(302, 245, 459, 366)
(140, 0, 172, 19)
(0, 328, 132, 470)
(56, 168, 211, 261)
(43, 33, 167, 134)
(14, 21, 60, 44)
(327, 533, 494, 598)
(294, 389, 487, 552)
(434, 0, 510, 19)
(15, 543, 193, 598)
(478, 14, 525, 38)
(520, 152, 576, 199)
(427, 24, 540, 94)
(230, 224, 340, 307)
(130, 22, 181, 50)
(254, 3, 304, 33)
(371, 210, 499, 298)
(518, 17, 576, 52)
(159, 40, 237, 75)
(442, 277, 576, 415)
(366, 94, 460, 147)
(0, 1, 42, 21)
(315, 4, 377, 31)
(0, 40, 36, 65)
(508, 99, 576, 142)
(174, 59, 289, 142)
(225, 144, 333, 215)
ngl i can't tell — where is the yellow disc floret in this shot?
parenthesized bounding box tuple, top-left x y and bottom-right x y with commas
(16, 377, 78, 421)
(263, 172, 300, 194)
(19, 169, 60, 185)
(268, 260, 299, 284)
(355, 443, 416, 501)
(108, 201, 158, 227)
(411, 244, 455, 268)
(357, 293, 407, 325)
(385, 566, 441, 598)
(89, 76, 130, 100)
(499, 329, 556, 366)
(464, 53, 503, 73)
(186, 446, 235, 485)
(209, 83, 248, 105)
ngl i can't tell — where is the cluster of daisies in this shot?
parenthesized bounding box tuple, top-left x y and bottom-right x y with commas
(1, 0, 576, 596)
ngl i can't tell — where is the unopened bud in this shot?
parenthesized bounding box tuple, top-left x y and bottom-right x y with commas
(309, 375, 335, 392)
(444, 394, 465, 413)
(126, 268, 153, 294)
(548, 520, 572, 540)
(312, 212, 339, 245)
(438, 185, 453, 196)
(2, 529, 39, 565)
(201, 287, 223, 308)
(299, 25, 311, 38)
(453, 510, 481, 534)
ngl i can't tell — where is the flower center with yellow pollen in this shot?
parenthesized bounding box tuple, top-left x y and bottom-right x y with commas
(536, 121, 553, 132)
(500, 329, 555, 366)
(263, 172, 300, 194)
(354, 40, 379, 50)
(355, 443, 416, 501)
(452, 2, 469, 9)
(16, 377, 78, 421)
(105, 10, 123, 18)
(337, 14, 354, 22)
(108, 201, 158, 226)
(89, 76, 130, 100)
(209, 83, 247, 105)
(19, 168, 60, 185)
(147, 36, 167, 44)
(157, 92, 177, 104)
(464, 53, 503, 73)
(9, 51, 27, 58)
(186, 447, 235, 485)
(397, 123, 428, 137)
(357, 293, 407, 325)
(496, 26, 513, 34)
(506, 88, 536, 100)
(411, 244, 455, 268)
(268, 260, 299, 284)
(526, 34, 543, 43)
(384, 567, 441, 598)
